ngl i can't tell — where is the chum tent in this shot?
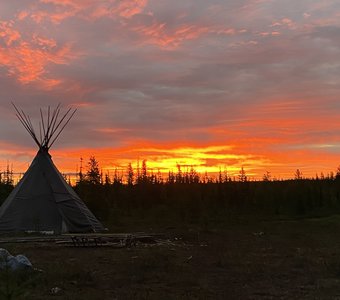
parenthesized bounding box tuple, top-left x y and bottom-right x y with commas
(0, 104, 104, 233)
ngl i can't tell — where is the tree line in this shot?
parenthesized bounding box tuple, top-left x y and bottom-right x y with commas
(72, 156, 340, 227)
(1, 156, 340, 228)
(78, 156, 340, 185)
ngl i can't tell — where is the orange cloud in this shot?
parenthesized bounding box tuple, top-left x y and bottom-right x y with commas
(42, 143, 270, 180)
(3, 129, 340, 182)
(45, 141, 340, 181)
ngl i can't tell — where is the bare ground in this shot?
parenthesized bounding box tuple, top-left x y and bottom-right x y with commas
(2, 215, 340, 299)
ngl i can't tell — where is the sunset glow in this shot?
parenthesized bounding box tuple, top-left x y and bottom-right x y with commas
(1, 1, 340, 180)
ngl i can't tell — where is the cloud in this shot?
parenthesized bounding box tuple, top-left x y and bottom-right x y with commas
(0, 0, 339, 178)
(22, 0, 149, 23)
(0, 19, 76, 87)
(131, 21, 236, 48)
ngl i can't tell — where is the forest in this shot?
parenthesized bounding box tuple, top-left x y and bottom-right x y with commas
(1, 156, 340, 229)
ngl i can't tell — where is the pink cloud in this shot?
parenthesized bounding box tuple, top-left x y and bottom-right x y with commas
(90, 0, 148, 19)
(133, 22, 235, 48)
(259, 31, 280, 36)
(16, 11, 29, 21)
(0, 21, 21, 46)
(0, 20, 75, 87)
(23, 0, 148, 24)
(270, 18, 297, 30)
(112, 0, 148, 18)
(30, 9, 76, 24)
(271, 31, 280, 36)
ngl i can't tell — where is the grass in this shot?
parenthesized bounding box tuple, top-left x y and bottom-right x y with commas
(0, 265, 40, 300)
(2, 215, 340, 299)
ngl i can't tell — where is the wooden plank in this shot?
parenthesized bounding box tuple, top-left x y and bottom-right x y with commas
(0, 232, 165, 245)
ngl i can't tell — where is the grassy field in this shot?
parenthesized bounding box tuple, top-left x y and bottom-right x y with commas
(2, 216, 340, 299)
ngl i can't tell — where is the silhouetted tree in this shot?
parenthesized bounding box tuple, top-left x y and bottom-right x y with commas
(189, 166, 199, 184)
(203, 171, 209, 183)
(329, 171, 335, 181)
(218, 168, 223, 183)
(3, 163, 13, 185)
(263, 171, 271, 182)
(239, 167, 247, 182)
(294, 169, 303, 180)
(223, 168, 230, 182)
(104, 173, 111, 185)
(126, 163, 134, 185)
(167, 170, 175, 184)
(140, 159, 148, 184)
(86, 156, 101, 184)
(136, 159, 140, 183)
(156, 169, 163, 184)
(176, 164, 183, 183)
(113, 168, 122, 185)
(77, 157, 84, 183)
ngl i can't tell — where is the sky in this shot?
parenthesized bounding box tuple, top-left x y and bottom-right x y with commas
(0, 0, 340, 180)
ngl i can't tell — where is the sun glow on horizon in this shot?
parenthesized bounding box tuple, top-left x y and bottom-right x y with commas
(1, 140, 340, 183)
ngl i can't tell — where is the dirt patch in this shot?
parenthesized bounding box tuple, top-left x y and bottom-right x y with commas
(2, 217, 340, 299)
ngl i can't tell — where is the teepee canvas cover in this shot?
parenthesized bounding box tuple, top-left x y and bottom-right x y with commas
(0, 104, 104, 233)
